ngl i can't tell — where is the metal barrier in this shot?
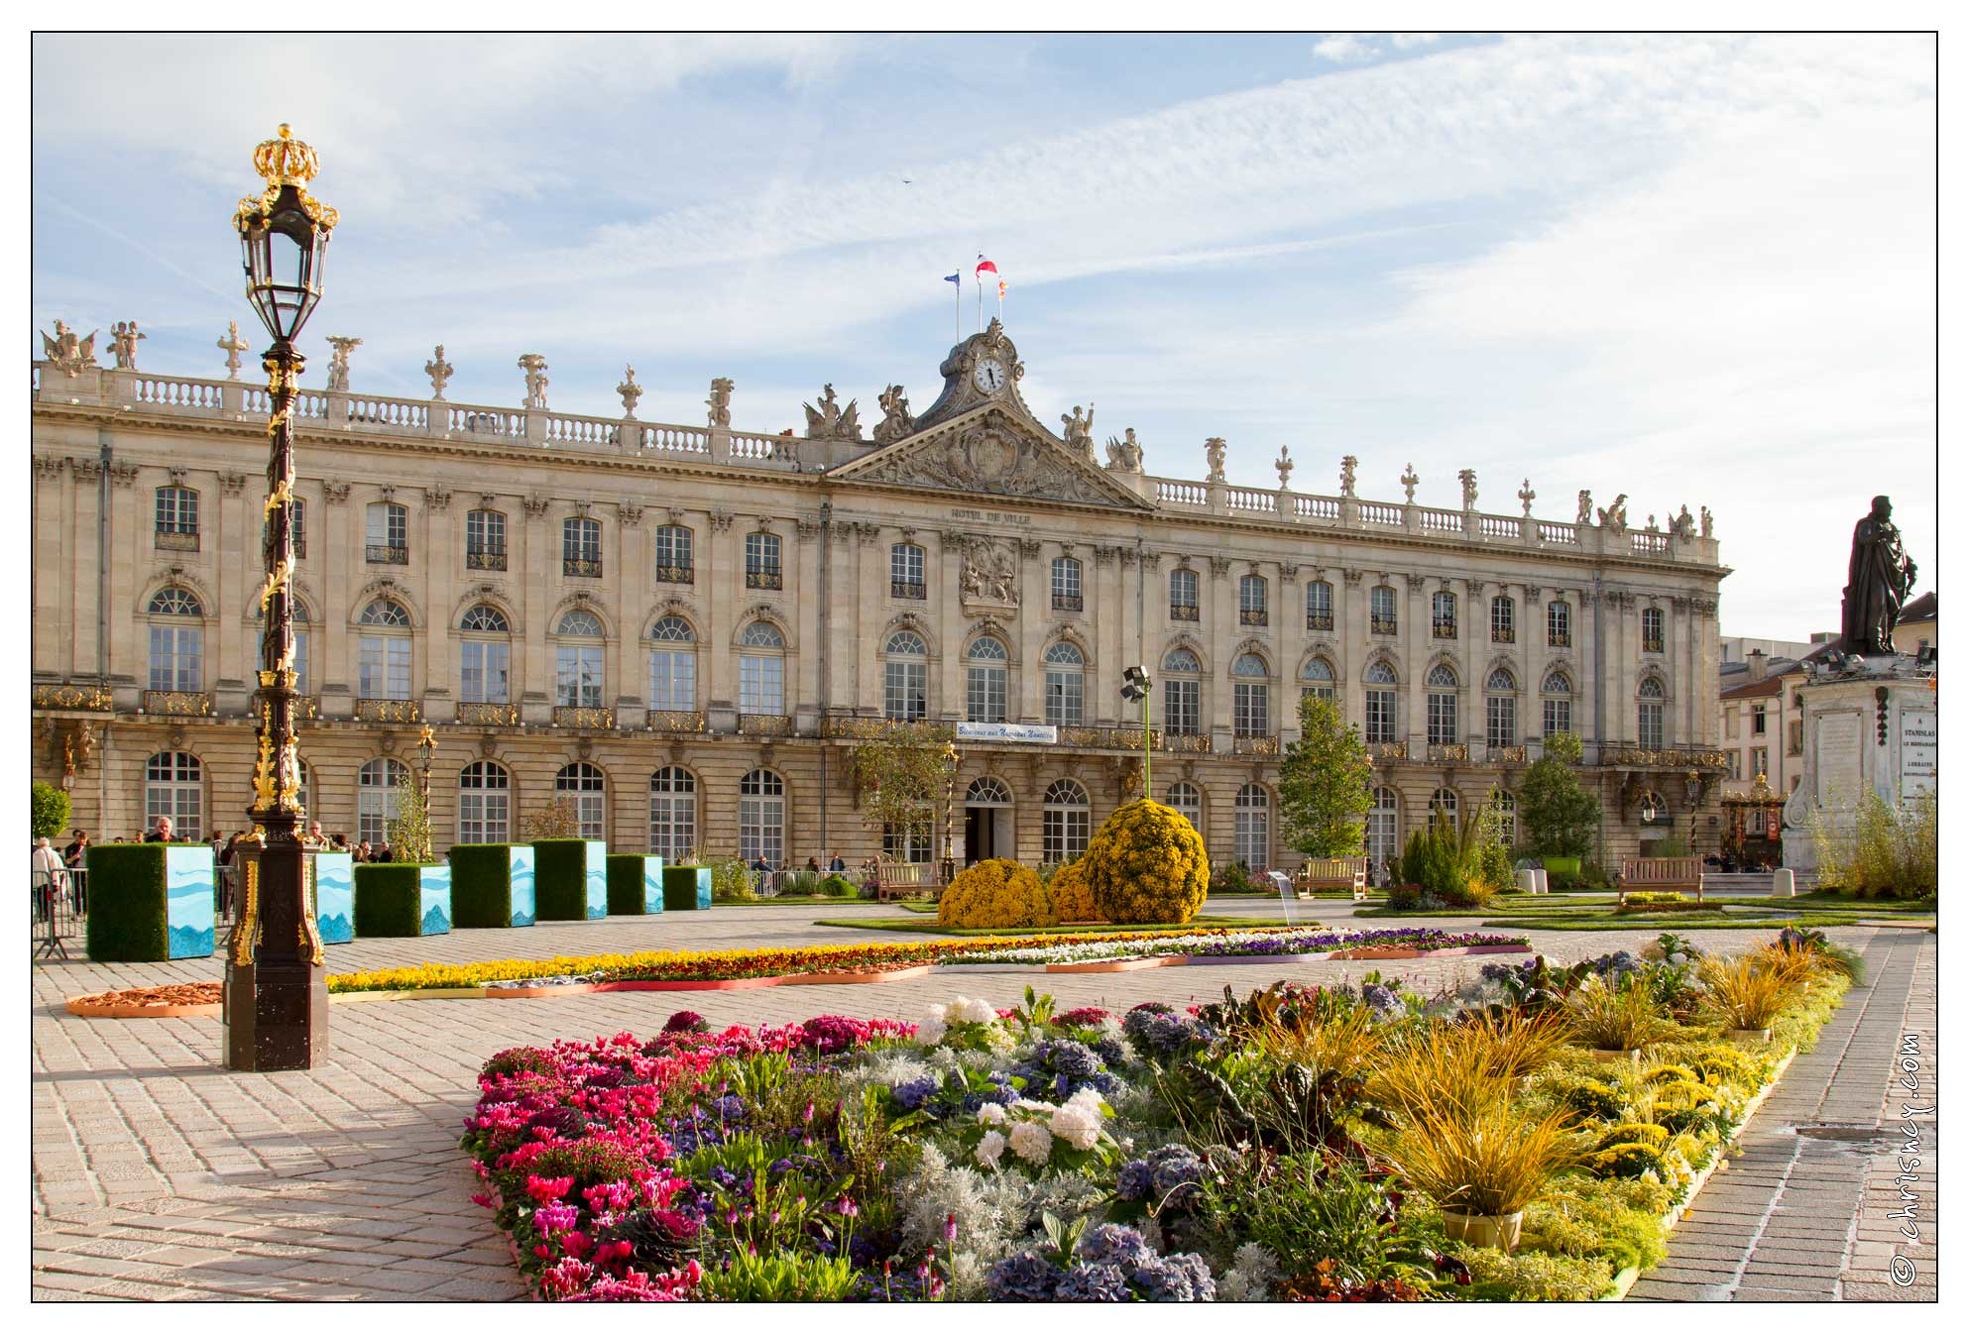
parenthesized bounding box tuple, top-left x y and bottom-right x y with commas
(32, 868, 85, 960)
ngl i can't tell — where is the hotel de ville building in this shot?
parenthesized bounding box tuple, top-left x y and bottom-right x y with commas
(30, 318, 1728, 873)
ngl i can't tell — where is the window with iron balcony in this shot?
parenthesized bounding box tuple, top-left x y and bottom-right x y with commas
(1547, 601, 1571, 648)
(154, 486, 200, 551)
(1239, 574, 1267, 626)
(1641, 606, 1665, 653)
(365, 501, 408, 564)
(465, 508, 506, 571)
(891, 541, 926, 599)
(1305, 580, 1333, 632)
(563, 516, 603, 578)
(1169, 568, 1199, 621)
(1370, 585, 1398, 635)
(745, 532, 782, 590)
(1431, 591, 1457, 639)
(1490, 595, 1515, 643)
(1052, 556, 1082, 612)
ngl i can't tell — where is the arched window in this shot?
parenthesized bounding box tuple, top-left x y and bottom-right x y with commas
(1638, 789, 1670, 827)
(458, 761, 511, 844)
(1430, 787, 1460, 833)
(1541, 669, 1573, 738)
(891, 542, 926, 598)
(1305, 579, 1334, 631)
(1043, 641, 1084, 727)
(466, 507, 507, 570)
(144, 751, 202, 841)
(1491, 595, 1516, 643)
(648, 767, 697, 860)
(1547, 600, 1572, 648)
(745, 531, 782, 589)
(1426, 664, 1460, 747)
(1169, 567, 1199, 621)
(1232, 653, 1269, 738)
(967, 635, 1009, 724)
(1239, 574, 1268, 626)
(1165, 781, 1204, 836)
(358, 599, 412, 700)
(1162, 647, 1201, 736)
(1638, 676, 1667, 749)
(147, 587, 204, 692)
(459, 604, 511, 704)
(1367, 786, 1400, 869)
(555, 609, 605, 709)
(966, 776, 1013, 805)
(1432, 590, 1457, 639)
(1642, 606, 1665, 654)
(1234, 783, 1271, 870)
(738, 769, 785, 866)
(562, 516, 602, 578)
(1490, 791, 1518, 846)
(653, 524, 694, 583)
(1042, 779, 1090, 863)
(647, 615, 697, 713)
(358, 758, 408, 845)
(366, 500, 408, 564)
(154, 485, 199, 549)
(884, 630, 929, 721)
(556, 762, 606, 840)
(1363, 659, 1398, 744)
(1485, 667, 1518, 750)
(738, 620, 785, 716)
(1370, 584, 1398, 635)
(1052, 555, 1083, 611)
(1300, 656, 1336, 705)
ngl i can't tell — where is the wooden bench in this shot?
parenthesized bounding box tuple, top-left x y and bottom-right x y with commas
(1295, 857, 1370, 901)
(875, 860, 935, 903)
(1618, 856, 1705, 906)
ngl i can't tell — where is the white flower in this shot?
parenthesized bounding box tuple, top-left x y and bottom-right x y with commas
(1048, 1101, 1101, 1151)
(1008, 1121, 1054, 1164)
(975, 1130, 1007, 1168)
(977, 1102, 1008, 1125)
(959, 997, 999, 1025)
(914, 1016, 947, 1048)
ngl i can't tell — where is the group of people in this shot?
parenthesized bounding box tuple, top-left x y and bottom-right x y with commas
(30, 829, 91, 920)
(745, 852, 856, 894)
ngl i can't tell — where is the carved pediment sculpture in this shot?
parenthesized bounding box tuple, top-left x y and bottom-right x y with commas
(960, 536, 1021, 608)
(846, 415, 1149, 510)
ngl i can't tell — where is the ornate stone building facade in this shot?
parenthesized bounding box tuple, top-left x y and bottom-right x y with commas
(30, 320, 1728, 870)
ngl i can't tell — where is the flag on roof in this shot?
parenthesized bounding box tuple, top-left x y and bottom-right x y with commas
(943, 271, 960, 285)
(975, 255, 998, 277)
(997, 279, 1007, 300)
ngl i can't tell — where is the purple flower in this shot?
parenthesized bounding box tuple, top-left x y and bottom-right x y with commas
(891, 1076, 942, 1111)
(1133, 1252, 1215, 1301)
(986, 1250, 1062, 1301)
(1076, 1223, 1154, 1270)
(1056, 1262, 1131, 1301)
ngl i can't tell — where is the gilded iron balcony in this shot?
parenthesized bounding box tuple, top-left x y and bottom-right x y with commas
(892, 579, 926, 600)
(654, 564, 695, 584)
(1239, 608, 1268, 626)
(1602, 746, 1728, 769)
(1490, 744, 1528, 763)
(294, 696, 320, 721)
(1368, 740, 1409, 761)
(366, 544, 409, 565)
(746, 569, 782, 590)
(738, 713, 793, 736)
(355, 698, 420, 723)
(1060, 725, 1161, 750)
(1371, 616, 1398, 635)
(1232, 734, 1281, 757)
(1306, 613, 1333, 632)
(466, 549, 507, 571)
(648, 710, 707, 734)
(821, 716, 952, 741)
(154, 530, 199, 552)
(563, 557, 603, 578)
(1491, 627, 1515, 644)
(1160, 731, 1213, 754)
(1169, 603, 1199, 622)
(457, 701, 519, 726)
(555, 705, 615, 729)
(1433, 620, 1458, 639)
(1427, 743, 1471, 762)
(1643, 636, 1665, 654)
(33, 682, 113, 711)
(141, 690, 212, 716)
(1053, 593, 1084, 612)
(1548, 631, 1571, 648)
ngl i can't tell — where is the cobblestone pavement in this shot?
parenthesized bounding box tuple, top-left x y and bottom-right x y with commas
(30, 901, 1922, 1301)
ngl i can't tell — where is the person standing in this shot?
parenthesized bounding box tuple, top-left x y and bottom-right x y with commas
(62, 829, 88, 869)
(828, 851, 846, 874)
(32, 838, 67, 924)
(144, 816, 174, 843)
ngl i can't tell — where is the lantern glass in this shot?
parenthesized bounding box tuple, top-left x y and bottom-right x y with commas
(240, 187, 330, 343)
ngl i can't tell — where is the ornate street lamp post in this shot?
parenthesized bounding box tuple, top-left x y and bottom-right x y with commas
(939, 740, 962, 886)
(1121, 665, 1153, 799)
(223, 125, 338, 1071)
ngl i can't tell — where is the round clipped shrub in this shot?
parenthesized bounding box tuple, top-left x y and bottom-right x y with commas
(938, 858, 1054, 929)
(1085, 799, 1209, 925)
(1048, 858, 1103, 924)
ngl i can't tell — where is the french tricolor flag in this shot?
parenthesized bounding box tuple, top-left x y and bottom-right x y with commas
(975, 255, 999, 278)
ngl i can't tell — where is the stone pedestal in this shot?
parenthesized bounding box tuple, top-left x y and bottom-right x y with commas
(1780, 661, 1937, 872)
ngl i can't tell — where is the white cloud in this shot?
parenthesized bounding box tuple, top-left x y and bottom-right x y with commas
(1390, 34, 1441, 50)
(1313, 34, 1376, 64)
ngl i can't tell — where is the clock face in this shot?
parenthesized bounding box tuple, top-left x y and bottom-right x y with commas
(973, 358, 1006, 393)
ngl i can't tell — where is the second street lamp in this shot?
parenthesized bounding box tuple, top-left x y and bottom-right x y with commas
(1121, 665, 1153, 799)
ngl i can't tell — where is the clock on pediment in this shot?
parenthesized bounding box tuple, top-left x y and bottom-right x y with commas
(908, 317, 1035, 434)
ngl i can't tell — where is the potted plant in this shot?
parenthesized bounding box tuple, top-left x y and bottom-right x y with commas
(1384, 1095, 1577, 1250)
(1565, 974, 1670, 1061)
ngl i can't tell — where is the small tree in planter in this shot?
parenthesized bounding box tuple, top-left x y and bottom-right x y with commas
(1278, 695, 1373, 858)
(1518, 732, 1601, 863)
(31, 781, 70, 841)
(386, 764, 434, 864)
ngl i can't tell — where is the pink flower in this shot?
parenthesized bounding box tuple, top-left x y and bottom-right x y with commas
(525, 1174, 576, 1205)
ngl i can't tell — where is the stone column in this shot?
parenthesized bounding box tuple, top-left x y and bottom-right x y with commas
(1339, 570, 1363, 733)
(1015, 538, 1042, 723)
(519, 499, 552, 724)
(856, 524, 885, 716)
(1402, 573, 1426, 752)
(936, 530, 965, 720)
(614, 505, 647, 727)
(703, 511, 735, 729)
(1208, 555, 1234, 750)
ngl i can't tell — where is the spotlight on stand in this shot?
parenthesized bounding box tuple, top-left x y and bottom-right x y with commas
(1120, 665, 1153, 798)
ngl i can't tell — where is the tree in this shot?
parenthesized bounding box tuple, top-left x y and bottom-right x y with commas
(31, 781, 70, 841)
(1518, 731, 1601, 859)
(845, 727, 957, 854)
(1277, 694, 1373, 858)
(387, 765, 434, 863)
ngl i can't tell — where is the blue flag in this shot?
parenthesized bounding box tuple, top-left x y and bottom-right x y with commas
(943, 272, 960, 285)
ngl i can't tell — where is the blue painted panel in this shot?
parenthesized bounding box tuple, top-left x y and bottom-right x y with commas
(644, 856, 665, 915)
(164, 846, 216, 959)
(420, 864, 452, 935)
(507, 846, 536, 926)
(583, 841, 608, 919)
(314, 852, 355, 945)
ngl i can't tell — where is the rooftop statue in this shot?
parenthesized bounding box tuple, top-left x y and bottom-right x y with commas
(109, 321, 146, 371)
(1339, 454, 1358, 498)
(874, 384, 914, 444)
(1104, 427, 1144, 473)
(425, 345, 454, 399)
(41, 320, 97, 378)
(326, 336, 362, 392)
(1204, 437, 1227, 483)
(1839, 495, 1918, 655)
(518, 354, 550, 410)
(707, 377, 733, 428)
(804, 383, 862, 440)
(218, 322, 250, 379)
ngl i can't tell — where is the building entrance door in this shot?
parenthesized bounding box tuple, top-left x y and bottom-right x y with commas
(965, 805, 993, 864)
(962, 776, 1014, 866)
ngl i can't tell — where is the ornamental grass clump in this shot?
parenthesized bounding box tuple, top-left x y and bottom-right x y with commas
(1084, 799, 1209, 925)
(1565, 975, 1673, 1053)
(937, 859, 1055, 929)
(1696, 949, 1811, 1032)
(1374, 1011, 1573, 1118)
(1384, 1095, 1578, 1221)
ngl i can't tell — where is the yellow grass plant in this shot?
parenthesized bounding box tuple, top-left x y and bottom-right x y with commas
(1384, 1094, 1579, 1219)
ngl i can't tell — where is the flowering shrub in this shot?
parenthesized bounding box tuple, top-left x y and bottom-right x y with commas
(1046, 859, 1103, 924)
(1084, 799, 1209, 924)
(938, 859, 1055, 930)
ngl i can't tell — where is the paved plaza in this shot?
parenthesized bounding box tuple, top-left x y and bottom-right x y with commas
(30, 901, 1935, 1301)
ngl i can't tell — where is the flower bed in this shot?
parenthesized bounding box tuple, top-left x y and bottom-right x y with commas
(943, 927, 1528, 968)
(457, 931, 1852, 1302)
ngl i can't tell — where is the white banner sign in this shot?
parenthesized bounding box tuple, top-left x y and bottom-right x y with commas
(955, 722, 1059, 744)
(1900, 706, 1936, 798)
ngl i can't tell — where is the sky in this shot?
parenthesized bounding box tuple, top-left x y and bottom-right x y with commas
(29, 31, 1938, 640)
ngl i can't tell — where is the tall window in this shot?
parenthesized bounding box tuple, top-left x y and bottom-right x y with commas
(554, 609, 606, 708)
(556, 762, 606, 840)
(1485, 667, 1518, 749)
(1366, 786, 1399, 869)
(1432, 590, 1457, 639)
(147, 587, 204, 691)
(1169, 568, 1199, 621)
(745, 531, 782, 589)
(653, 525, 694, 583)
(1750, 746, 1769, 778)
(458, 604, 511, 704)
(256, 605, 311, 698)
(1042, 779, 1090, 863)
(1426, 664, 1460, 746)
(1234, 784, 1271, 870)
(358, 599, 413, 700)
(466, 508, 507, 570)
(1491, 595, 1516, 643)
(154, 486, 199, 550)
(738, 620, 786, 715)
(1430, 787, 1460, 833)
(890, 542, 926, 599)
(647, 616, 698, 712)
(1052, 556, 1083, 611)
(1547, 600, 1571, 648)
(290, 496, 308, 559)
(967, 636, 1009, 724)
(366, 501, 408, 563)
(144, 752, 203, 841)
(883, 824, 933, 864)
(1232, 653, 1270, 737)
(1363, 660, 1398, 744)
(1638, 677, 1666, 749)
(458, 761, 511, 843)
(648, 767, 697, 860)
(563, 516, 602, 578)
(1751, 704, 1768, 736)
(1642, 606, 1665, 653)
(738, 769, 786, 866)
(884, 631, 929, 721)
(1306, 579, 1334, 631)
(1541, 669, 1573, 737)
(1162, 648, 1201, 735)
(1165, 782, 1203, 836)
(1370, 584, 1398, 635)
(1239, 574, 1268, 626)
(1490, 791, 1518, 847)
(1043, 641, 1085, 727)
(358, 758, 407, 845)
(1300, 657, 1336, 705)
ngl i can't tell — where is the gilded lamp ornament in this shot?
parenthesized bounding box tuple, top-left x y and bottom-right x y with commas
(234, 125, 337, 344)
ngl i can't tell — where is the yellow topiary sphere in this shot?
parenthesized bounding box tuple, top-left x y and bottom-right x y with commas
(937, 858, 1055, 929)
(1047, 859, 1104, 924)
(1084, 798, 1210, 924)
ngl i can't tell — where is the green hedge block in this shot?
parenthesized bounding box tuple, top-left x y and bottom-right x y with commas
(607, 854, 665, 915)
(355, 862, 419, 936)
(663, 865, 713, 912)
(448, 843, 536, 928)
(533, 839, 607, 921)
(85, 843, 215, 961)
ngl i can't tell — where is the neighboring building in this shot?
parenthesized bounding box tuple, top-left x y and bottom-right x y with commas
(1719, 633, 1829, 665)
(1892, 591, 1936, 657)
(30, 320, 1729, 871)
(1718, 648, 1813, 800)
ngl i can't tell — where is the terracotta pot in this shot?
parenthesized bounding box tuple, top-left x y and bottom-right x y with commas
(1727, 1027, 1772, 1044)
(1589, 1047, 1643, 1064)
(1442, 1209, 1523, 1250)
